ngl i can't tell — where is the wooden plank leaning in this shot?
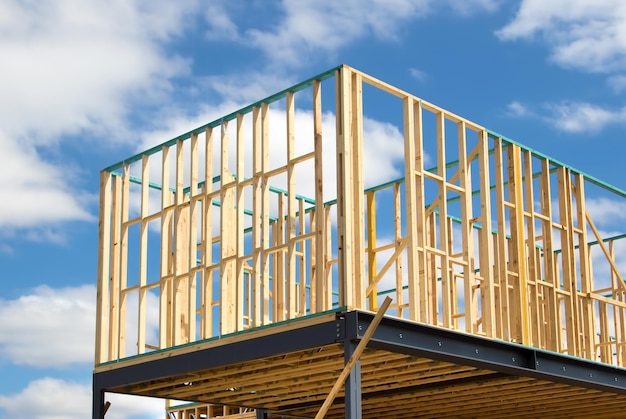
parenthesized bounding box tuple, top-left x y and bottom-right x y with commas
(314, 296, 392, 419)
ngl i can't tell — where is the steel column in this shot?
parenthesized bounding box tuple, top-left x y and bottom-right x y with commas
(92, 377, 105, 419)
(344, 339, 362, 419)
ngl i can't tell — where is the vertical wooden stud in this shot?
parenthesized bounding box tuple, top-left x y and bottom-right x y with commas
(437, 112, 452, 328)
(494, 139, 510, 341)
(96, 170, 112, 364)
(236, 114, 246, 330)
(261, 103, 271, 324)
(522, 151, 539, 347)
(202, 128, 214, 338)
(252, 106, 263, 327)
(404, 97, 420, 321)
(189, 133, 199, 341)
(366, 191, 377, 310)
(220, 121, 236, 334)
(313, 80, 325, 313)
(573, 173, 595, 359)
(414, 101, 429, 324)
(173, 140, 190, 345)
(286, 92, 297, 319)
(336, 66, 355, 308)
(160, 145, 173, 348)
(477, 129, 495, 337)
(275, 192, 285, 321)
(539, 158, 559, 351)
(118, 164, 130, 357)
(137, 154, 150, 353)
(108, 174, 122, 360)
(458, 122, 476, 333)
(557, 166, 578, 355)
(509, 144, 530, 345)
(394, 183, 404, 316)
(351, 72, 365, 310)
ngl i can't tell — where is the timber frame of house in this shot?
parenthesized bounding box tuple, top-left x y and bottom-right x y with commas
(93, 65, 626, 418)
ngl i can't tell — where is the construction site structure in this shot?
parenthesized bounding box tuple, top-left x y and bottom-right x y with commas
(93, 65, 626, 418)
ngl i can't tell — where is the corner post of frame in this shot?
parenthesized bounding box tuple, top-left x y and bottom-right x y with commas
(95, 169, 112, 365)
(335, 65, 356, 309)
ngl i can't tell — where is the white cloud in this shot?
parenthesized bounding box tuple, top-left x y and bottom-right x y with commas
(216, 0, 499, 67)
(506, 100, 530, 117)
(0, 378, 163, 419)
(608, 74, 626, 93)
(0, 0, 194, 141)
(503, 99, 626, 133)
(450, 0, 500, 15)
(543, 101, 626, 133)
(0, 285, 95, 367)
(0, 243, 13, 254)
(201, 72, 297, 105)
(0, 0, 197, 237)
(0, 133, 94, 229)
(0, 281, 160, 364)
(496, 0, 626, 74)
(205, 3, 239, 41)
(409, 67, 428, 82)
(585, 197, 626, 226)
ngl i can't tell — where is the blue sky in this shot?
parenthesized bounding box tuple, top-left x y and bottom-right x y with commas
(1, 0, 626, 417)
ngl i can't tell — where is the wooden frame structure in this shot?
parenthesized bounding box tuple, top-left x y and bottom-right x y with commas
(94, 65, 626, 418)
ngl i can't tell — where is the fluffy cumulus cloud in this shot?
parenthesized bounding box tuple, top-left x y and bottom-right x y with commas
(0, 133, 94, 229)
(0, 285, 95, 367)
(608, 75, 626, 93)
(208, 0, 500, 67)
(496, 0, 626, 74)
(0, 0, 196, 238)
(506, 101, 531, 117)
(586, 196, 626, 226)
(543, 101, 626, 133)
(409, 67, 428, 82)
(0, 0, 194, 140)
(505, 99, 626, 134)
(0, 378, 163, 419)
(497, 0, 626, 133)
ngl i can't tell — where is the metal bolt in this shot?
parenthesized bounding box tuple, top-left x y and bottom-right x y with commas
(399, 333, 403, 339)
(438, 341, 442, 347)
(358, 325, 363, 331)
(475, 349, 479, 354)
(512, 357, 516, 362)
(562, 366, 566, 371)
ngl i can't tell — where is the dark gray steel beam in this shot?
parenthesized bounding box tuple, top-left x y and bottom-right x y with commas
(94, 318, 343, 391)
(348, 310, 626, 395)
